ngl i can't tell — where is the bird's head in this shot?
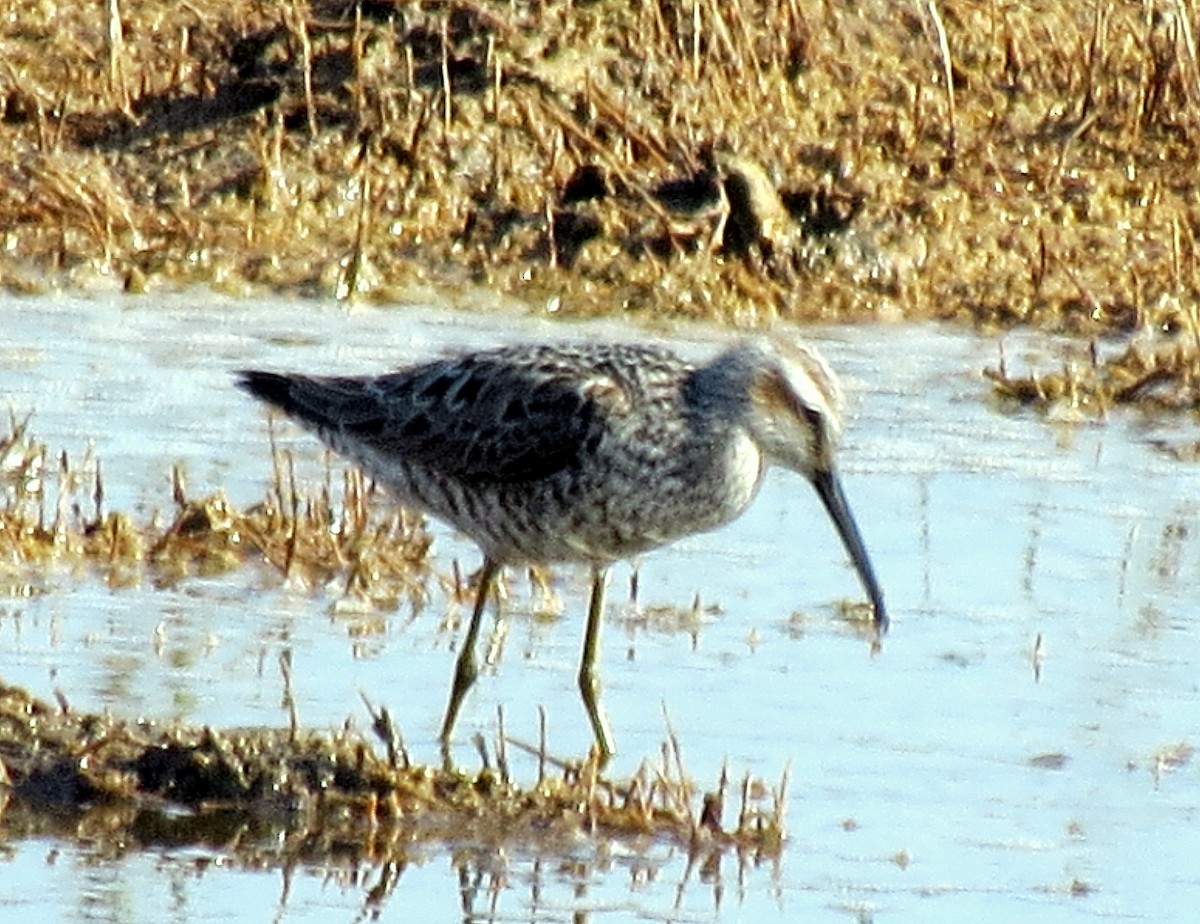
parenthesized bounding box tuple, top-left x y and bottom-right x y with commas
(729, 335, 888, 634)
(740, 335, 844, 479)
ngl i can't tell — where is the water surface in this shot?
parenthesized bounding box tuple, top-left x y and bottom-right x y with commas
(2, 291, 1198, 922)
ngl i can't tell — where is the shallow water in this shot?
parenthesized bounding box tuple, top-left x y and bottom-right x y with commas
(2, 290, 1199, 922)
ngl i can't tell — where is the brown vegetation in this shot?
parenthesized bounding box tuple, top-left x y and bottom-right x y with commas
(0, 681, 785, 865)
(2, 3, 1200, 351)
(6, 2, 1200, 408)
(0, 408, 432, 599)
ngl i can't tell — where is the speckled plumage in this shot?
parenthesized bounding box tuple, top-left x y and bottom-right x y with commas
(237, 334, 886, 760)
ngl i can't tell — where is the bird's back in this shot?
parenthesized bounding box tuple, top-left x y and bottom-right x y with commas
(237, 342, 763, 565)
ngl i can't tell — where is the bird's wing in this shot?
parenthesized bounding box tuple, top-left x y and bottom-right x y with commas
(239, 353, 622, 485)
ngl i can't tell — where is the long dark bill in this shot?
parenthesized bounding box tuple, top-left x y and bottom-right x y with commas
(812, 467, 888, 634)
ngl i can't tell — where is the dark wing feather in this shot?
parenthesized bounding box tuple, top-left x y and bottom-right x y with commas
(237, 353, 613, 485)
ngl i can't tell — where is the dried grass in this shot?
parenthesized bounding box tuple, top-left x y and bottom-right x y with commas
(0, 409, 432, 600)
(0, 0, 1196, 345)
(0, 681, 786, 862)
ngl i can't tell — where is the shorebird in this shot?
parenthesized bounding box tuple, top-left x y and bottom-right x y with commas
(237, 333, 887, 760)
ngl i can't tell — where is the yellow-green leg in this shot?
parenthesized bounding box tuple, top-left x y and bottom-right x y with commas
(578, 566, 614, 761)
(440, 558, 500, 759)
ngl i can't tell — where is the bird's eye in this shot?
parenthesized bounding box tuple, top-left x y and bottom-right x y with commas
(799, 403, 827, 457)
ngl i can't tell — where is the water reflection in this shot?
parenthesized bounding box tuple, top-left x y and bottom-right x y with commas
(0, 796, 775, 924)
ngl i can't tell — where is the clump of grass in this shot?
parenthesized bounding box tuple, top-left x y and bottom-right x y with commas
(986, 312, 1200, 418)
(0, 411, 431, 602)
(0, 681, 786, 862)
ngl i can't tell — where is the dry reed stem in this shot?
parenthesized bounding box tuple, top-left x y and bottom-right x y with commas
(921, 0, 957, 160)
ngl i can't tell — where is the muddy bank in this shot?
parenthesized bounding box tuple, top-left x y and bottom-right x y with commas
(5, 2, 1200, 411)
(0, 680, 784, 866)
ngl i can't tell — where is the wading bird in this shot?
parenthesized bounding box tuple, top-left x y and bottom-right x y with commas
(237, 333, 887, 760)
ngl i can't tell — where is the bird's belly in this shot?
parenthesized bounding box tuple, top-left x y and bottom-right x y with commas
(364, 432, 763, 567)
(495, 430, 763, 565)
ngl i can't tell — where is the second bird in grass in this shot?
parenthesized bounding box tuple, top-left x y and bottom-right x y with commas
(237, 332, 887, 760)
